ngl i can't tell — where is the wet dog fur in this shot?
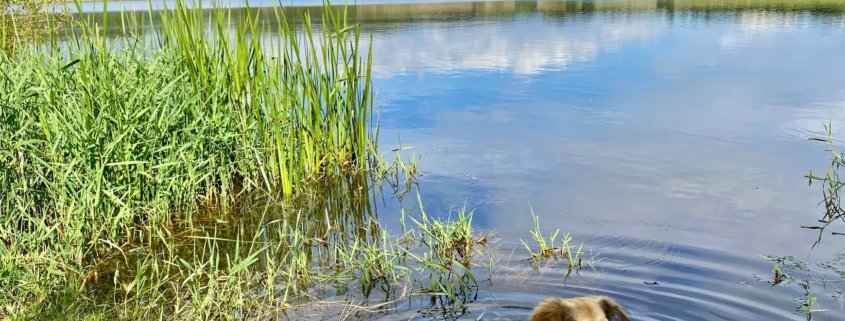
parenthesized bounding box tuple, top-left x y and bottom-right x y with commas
(530, 296, 631, 321)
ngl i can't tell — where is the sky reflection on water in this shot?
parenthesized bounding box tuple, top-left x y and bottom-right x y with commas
(368, 2, 845, 256)
(359, 3, 845, 319)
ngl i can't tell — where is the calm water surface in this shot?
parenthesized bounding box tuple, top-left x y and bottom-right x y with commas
(360, 1, 845, 320)
(86, 0, 845, 319)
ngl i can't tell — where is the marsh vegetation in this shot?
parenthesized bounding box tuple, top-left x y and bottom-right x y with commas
(521, 210, 586, 275)
(1, 0, 375, 317)
(0, 0, 476, 319)
(0, 1, 569, 319)
(4, 0, 845, 320)
(0, 0, 68, 53)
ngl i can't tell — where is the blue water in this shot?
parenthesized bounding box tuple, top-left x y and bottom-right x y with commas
(360, 1, 845, 320)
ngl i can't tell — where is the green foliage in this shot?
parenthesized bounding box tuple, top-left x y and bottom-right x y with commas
(0, 0, 376, 318)
(805, 123, 845, 246)
(760, 255, 811, 286)
(1, 0, 67, 53)
(402, 196, 490, 317)
(0, 0, 547, 319)
(371, 147, 420, 199)
(521, 208, 585, 275)
(794, 292, 818, 320)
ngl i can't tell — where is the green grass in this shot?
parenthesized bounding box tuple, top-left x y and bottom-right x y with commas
(371, 146, 421, 199)
(805, 123, 845, 246)
(1, 0, 69, 53)
(0, 0, 380, 318)
(403, 195, 490, 316)
(521, 208, 586, 276)
(0, 1, 601, 319)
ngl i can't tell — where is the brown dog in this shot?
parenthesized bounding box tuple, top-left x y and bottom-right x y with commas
(530, 296, 631, 321)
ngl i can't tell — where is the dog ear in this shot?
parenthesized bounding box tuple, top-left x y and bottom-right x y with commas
(530, 297, 571, 321)
(596, 296, 631, 321)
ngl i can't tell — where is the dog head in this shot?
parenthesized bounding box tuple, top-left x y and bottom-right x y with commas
(530, 296, 631, 321)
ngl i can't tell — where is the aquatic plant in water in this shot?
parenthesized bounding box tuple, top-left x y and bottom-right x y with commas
(0, 0, 380, 318)
(402, 195, 492, 316)
(521, 208, 586, 275)
(805, 123, 845, 246)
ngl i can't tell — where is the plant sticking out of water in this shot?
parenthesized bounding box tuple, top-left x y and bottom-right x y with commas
(772, 262, 788, 286)
(402, 195, 492, 317)
(349, 222, 407, 300)
(805, 122, 845, 246)
(758, 254, 845, 320)
(521, 208, 585, 275)
(759, 122, 845, 320)
(371, 145, 421, 199)
(795, 280, 822, 321)
(760, 255, 809, 286)
(287, 194, 493, 317)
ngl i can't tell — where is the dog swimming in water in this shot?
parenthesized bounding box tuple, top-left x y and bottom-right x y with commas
(530, 296, 631, 321)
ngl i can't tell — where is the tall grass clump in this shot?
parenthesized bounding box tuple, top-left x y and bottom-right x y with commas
(1, 0, 67, 53)
(0, 0, 375, 318)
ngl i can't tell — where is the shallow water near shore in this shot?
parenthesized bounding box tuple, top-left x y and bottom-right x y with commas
(78, 0, 845, 319)
(365, 1, 845, 319)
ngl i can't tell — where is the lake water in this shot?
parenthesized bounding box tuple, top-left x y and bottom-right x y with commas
(81, 0, 845, 319)
(356, 1, 845, 320)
